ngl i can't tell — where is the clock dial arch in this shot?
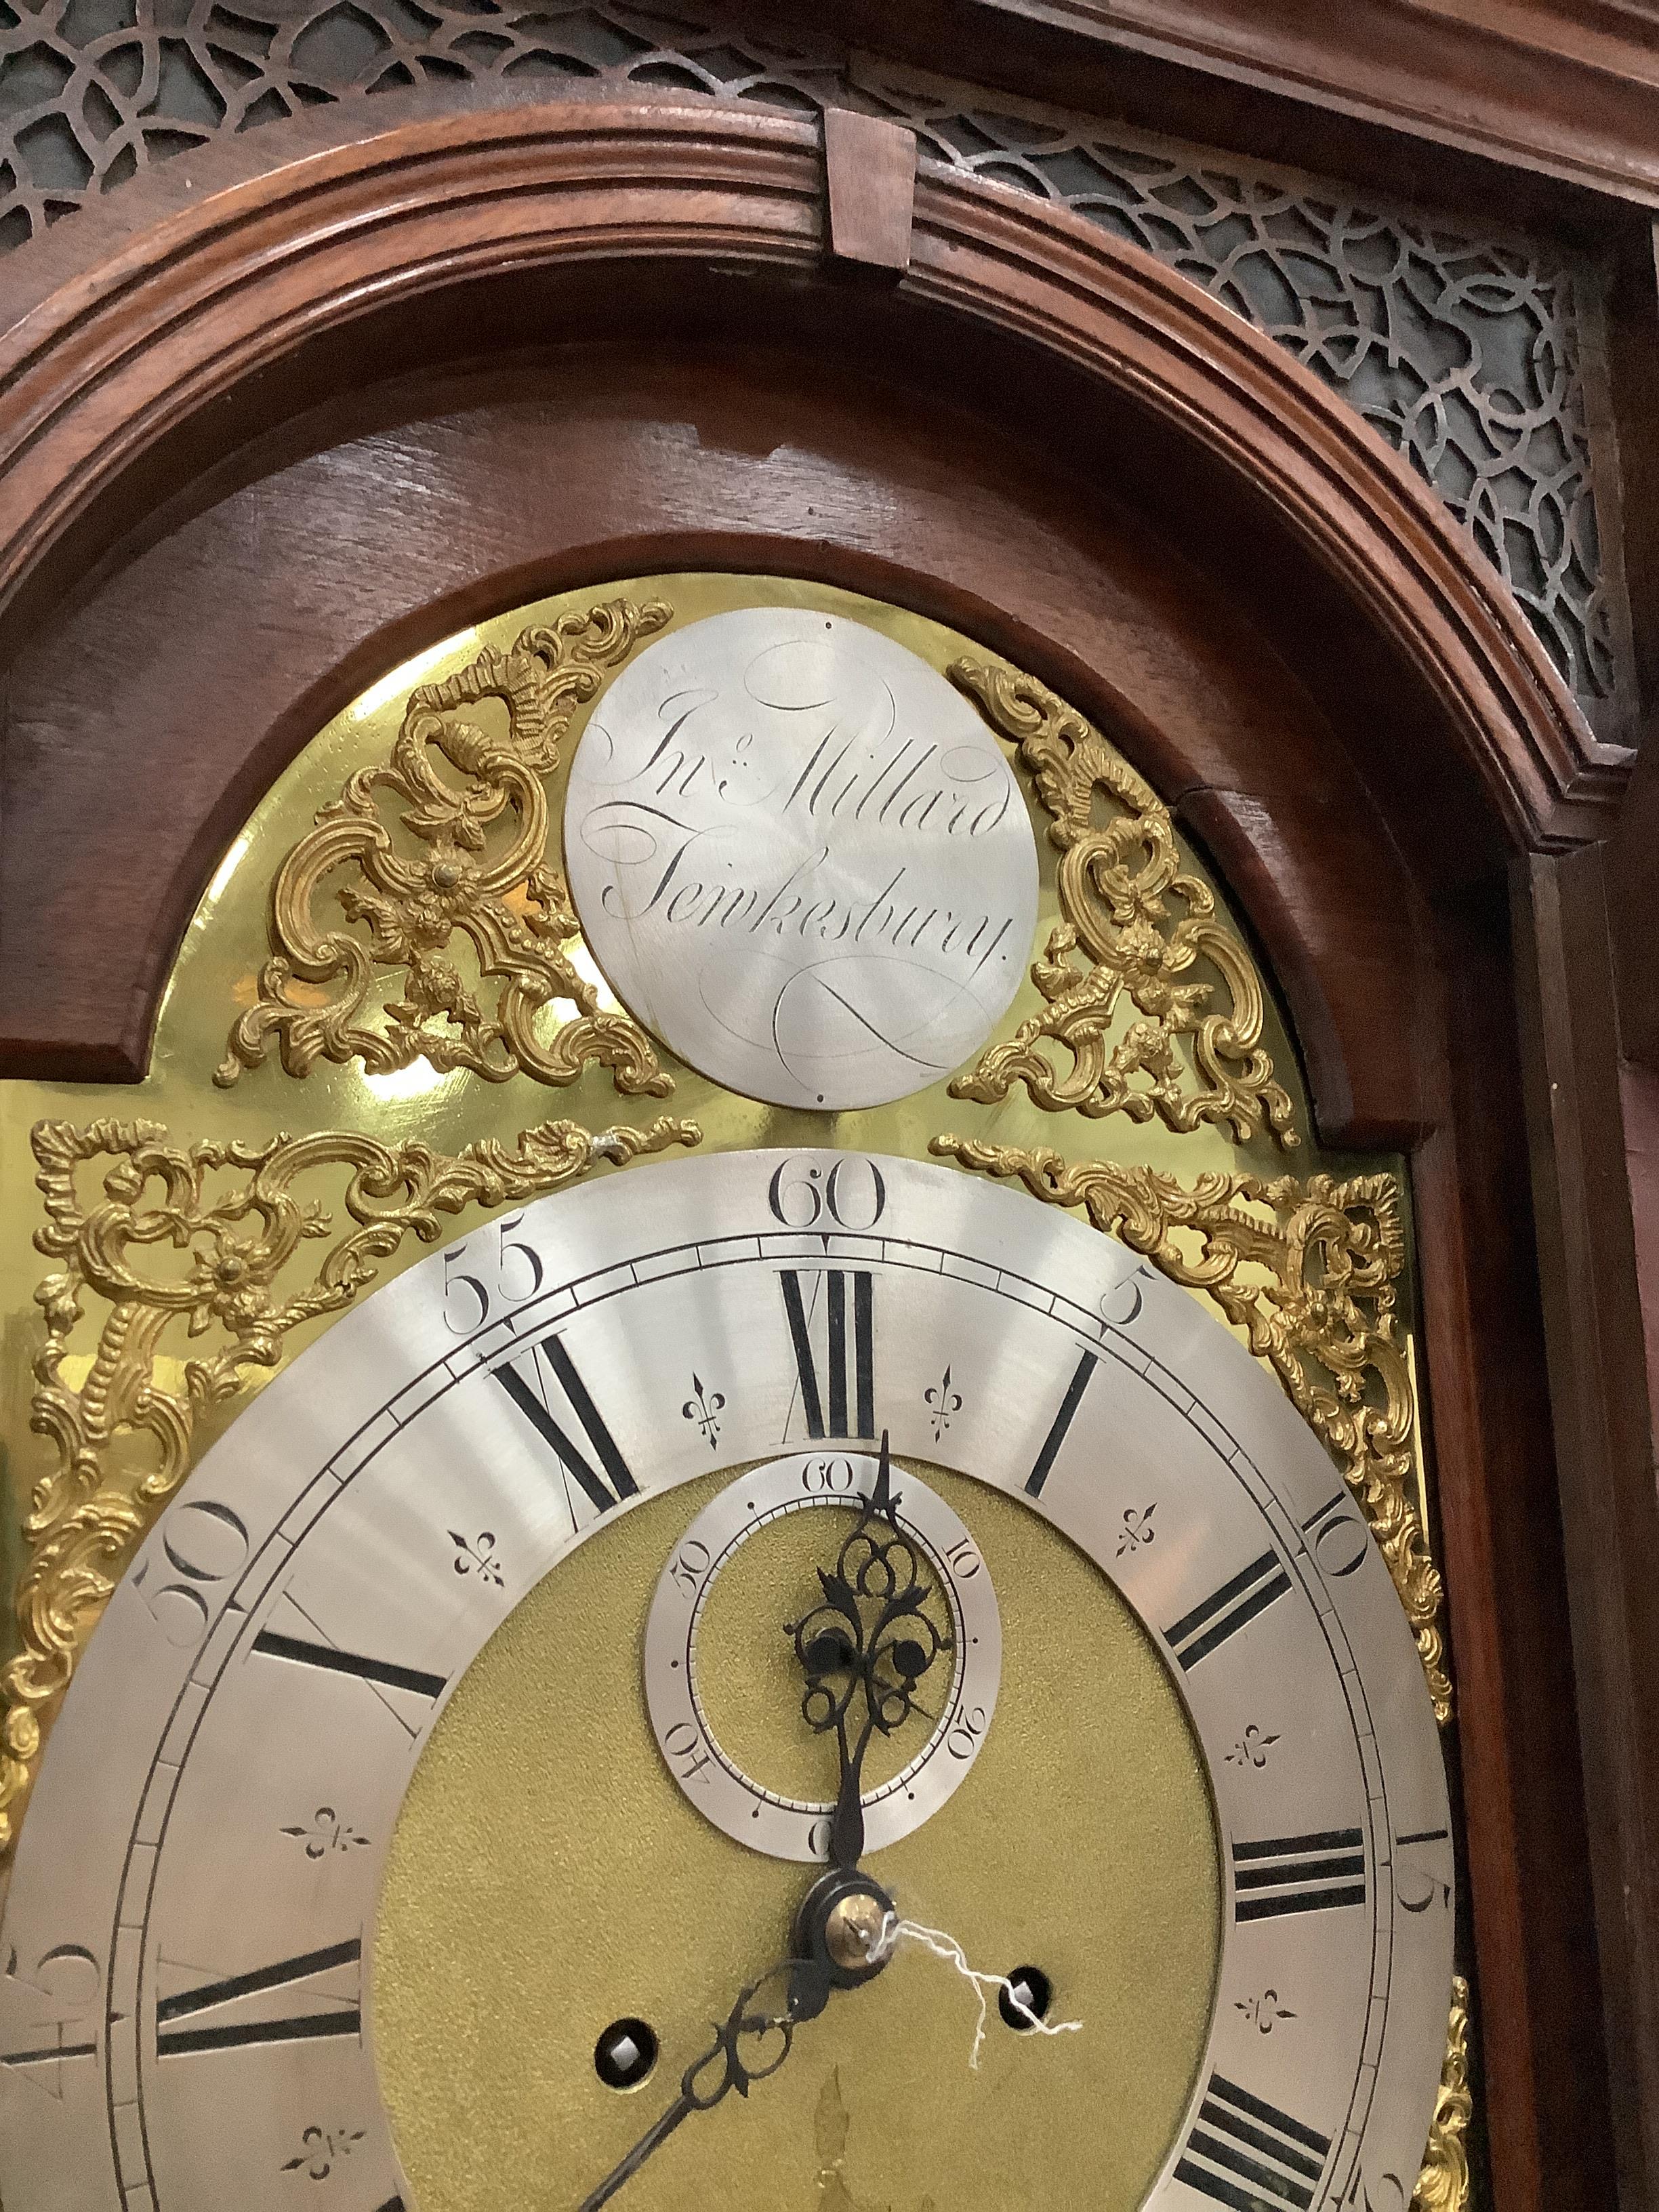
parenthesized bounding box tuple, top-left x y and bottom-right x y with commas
(0, 1150, 1453, 2212)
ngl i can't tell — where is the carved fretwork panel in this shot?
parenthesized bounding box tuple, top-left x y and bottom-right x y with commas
(0, 0, 843, 247)
(851, 62, 1624, 720)
(0, 3, 1630, 728)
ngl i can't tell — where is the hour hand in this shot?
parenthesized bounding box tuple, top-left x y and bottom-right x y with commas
(576, 1951, 830, 2212)
(575, 1864, 903, 2212)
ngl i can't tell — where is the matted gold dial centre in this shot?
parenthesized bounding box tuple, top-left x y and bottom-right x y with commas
(373, 1468, 1221, 2212)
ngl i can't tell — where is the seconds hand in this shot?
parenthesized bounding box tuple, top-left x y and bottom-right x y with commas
(577, 1435, 946, 2209)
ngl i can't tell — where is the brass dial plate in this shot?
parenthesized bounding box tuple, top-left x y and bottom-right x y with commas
(0, 1150, 1453, 2212)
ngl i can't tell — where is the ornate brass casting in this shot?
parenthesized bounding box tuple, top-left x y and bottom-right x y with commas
(947, 662, 1300, 1150)
(217, 598, 675, 1094)
(0, 1111, 700, 1853)
(932, 1135, 1450, 1723)
(1413, 1978, 1473, 2211)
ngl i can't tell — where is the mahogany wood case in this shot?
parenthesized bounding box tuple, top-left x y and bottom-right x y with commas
(4, 20, 1659, 2212)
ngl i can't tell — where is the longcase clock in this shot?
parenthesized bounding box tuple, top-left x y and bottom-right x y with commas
(0, 574, 1471, 2212)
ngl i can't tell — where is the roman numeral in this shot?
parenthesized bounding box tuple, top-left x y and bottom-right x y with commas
(1025, 1349, 1097, 1496)
(2, 2037, 97, 2069)
(155, 1938, 361, 2057)
(495, 1337, 638, 1514)
(780, 1270, 875, 1439)
(1164, 1550, 1291, 1669)
(1, 2031, 98, 2096)
(252, 1631, 447, 1702)
(1176, 2073, 1331, 2210)
(1233, 1829, 1368, 1921)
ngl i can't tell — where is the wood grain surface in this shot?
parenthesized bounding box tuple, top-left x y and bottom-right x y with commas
(1, 89, 1652, 2212)
(823, 108, 916, 273)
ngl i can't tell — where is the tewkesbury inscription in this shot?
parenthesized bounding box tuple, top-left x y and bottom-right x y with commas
(565, 608, 1038, 1111)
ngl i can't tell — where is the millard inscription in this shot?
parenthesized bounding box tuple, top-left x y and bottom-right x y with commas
(563, 608, 1038, 1109)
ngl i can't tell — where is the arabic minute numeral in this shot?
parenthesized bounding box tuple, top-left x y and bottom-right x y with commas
(766, 1155, 886, 1229)
(1344, 2171, 1408, 2211)
(945, 1702, 987, 1761)
(1301, 1490, 1372, 1580)
(661, 1720, 716, 1787)
(442, 1212, 546, 1334)
(1100, 1260, 1156, 1328)
(1395, 1827, 1453, 1914)
(442, 1248, 489, 1334)
(800, 1456, 857, 1494)
(667, 1540, 711, 1600)
(131, 1498, 251, 1648)
(1, 1945, 102, 2096)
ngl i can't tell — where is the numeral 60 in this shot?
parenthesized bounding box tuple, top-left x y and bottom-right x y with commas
(767, 1157, 886, 1231)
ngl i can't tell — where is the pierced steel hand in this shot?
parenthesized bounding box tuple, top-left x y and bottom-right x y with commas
(577, 1949, 832, 2212)
(577, 1864, 897, 2210)
(577, 1439, 939, 2209)
(789, 1431, 953, 1870)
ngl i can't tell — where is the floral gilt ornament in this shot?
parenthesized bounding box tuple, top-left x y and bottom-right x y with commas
(0, 1111, 699, 1854)
(217, 598, 674, 1094)
(932, 1136, 1449, 1723)
(948, 661, 1300, 1149)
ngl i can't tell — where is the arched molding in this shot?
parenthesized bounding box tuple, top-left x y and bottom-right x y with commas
(0, 97, 1626, 861)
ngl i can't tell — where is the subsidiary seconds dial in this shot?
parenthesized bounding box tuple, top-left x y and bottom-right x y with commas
(644, 1450, 1002, 1858)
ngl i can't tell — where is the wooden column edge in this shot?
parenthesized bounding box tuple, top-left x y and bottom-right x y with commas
(1512, 842, 1659, 2207)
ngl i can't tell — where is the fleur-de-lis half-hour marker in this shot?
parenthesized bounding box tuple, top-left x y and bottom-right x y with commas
(1226, 1723, 1281, 1769)
(925, 1366, 963, 1442)
(449, 1530, 503, 1586)
(1235, 1989, 1296, 2034)
(280, 2123, 364, 2180)
(682, 1374, 726, 1449)
(279, 1807, 369, 1859)
(1117, 1503, 1156, 1555)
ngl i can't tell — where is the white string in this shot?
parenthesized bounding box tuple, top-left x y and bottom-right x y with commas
(868, 1912, 1084, 2071)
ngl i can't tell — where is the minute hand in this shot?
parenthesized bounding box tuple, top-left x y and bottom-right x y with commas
(827, 1702, 870, 1873)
